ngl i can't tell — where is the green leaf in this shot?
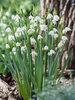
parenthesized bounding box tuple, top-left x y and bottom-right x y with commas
(59, 50, 72, 80)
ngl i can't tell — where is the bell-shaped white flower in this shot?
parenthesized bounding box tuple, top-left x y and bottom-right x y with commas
(15, 32, 18, 37)
(21, 46, 25, 53)
(0, 23, 7, 29)
(48, 49, 55, 56)
(53, 15, 59, 22)
(0, 23, 6, 28)
(13, 52, 16, 55)
(34, 23, 37, 27)
(31, 51, 37, 56)
(16, 27, 22, 33)
(37, 35, 43, 40)
(30, 25, 34, 29)
(54, 33, 58, 39)
(11, 14, 20, 22)
(6, 11, 10, 17)
(62, 36, 68, 41)
(6, 27, 11, 33)
(44, 46, 49, 51)
(35, 16, 41, 22)
(29, 15, 33, 20)
(3, 16, 6, 20)
(16, 42, 20, 47)
(63, 27, 71, 34)
(40, 19, 43, 24)
(8, 35, 15, 41)
(49, 31, 54, 36)
(30, 19, 35, 23)
(58, 41, 63, 48)
(12, 47, 16, 52)
(30, 38, 36, 45)
(53, 19, 56, 25)
(28, 28, 35, 35)
(2, 33, 5, 37)
(11, 15, 15, 20)
(53, 28, 58, 32)
(22, 26, 26, 31)
(15, 15, 20, 22)
(47, 14, 53, 19)
(3, 24, 7, 29)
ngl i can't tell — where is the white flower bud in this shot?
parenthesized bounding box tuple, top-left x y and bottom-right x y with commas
(6, 44, 10, 49)
(16, 42, 20, 47)
(44, 46, 49, 51)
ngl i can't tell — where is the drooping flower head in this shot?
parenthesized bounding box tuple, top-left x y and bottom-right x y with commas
(37, 35, 43, 40)
(47, 14, 53, 19)
(44, 46, 49, 51)
(48, 49, 55, 56)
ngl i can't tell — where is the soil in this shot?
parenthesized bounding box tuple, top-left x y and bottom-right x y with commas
(0, 73, 23, 100)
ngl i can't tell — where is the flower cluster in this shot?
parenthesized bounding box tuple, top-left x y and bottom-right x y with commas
(0, 10, 72, 100)
(4, 13, 71, 58)
(11, 14, 20, 22)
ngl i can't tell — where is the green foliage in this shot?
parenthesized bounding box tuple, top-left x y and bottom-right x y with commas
(0, 9, 72, 100)
(0, 0, 39, 16)
(36, 80, 75, 100)
(0, 0, 40, 75)
(0, 61, 9, 74)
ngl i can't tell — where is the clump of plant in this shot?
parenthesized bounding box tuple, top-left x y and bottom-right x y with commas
(0, 9, 72, 100)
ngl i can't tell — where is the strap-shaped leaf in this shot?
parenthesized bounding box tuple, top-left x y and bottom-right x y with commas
(59, 50, 72, 80)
